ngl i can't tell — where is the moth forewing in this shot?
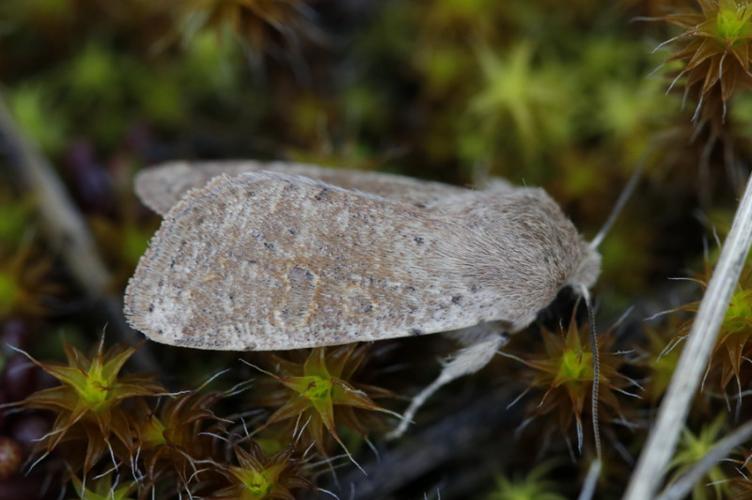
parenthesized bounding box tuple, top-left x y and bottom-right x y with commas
(134, 160, 484, 216)
(124, 171, 592, 351)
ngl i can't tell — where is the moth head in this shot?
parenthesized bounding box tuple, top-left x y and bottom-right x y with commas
(568, 243, 601, 292)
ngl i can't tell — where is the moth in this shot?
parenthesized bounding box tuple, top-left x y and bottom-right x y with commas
(124, 160, 603, 437)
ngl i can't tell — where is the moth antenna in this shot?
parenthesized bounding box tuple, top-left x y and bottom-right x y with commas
(579, 285, 603, 461)
(589, 162, 643, 250)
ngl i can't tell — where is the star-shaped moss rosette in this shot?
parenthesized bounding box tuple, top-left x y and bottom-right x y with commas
(505, 315, 636, 451)
(666, 415, 732, 500)
(487, 462, 564, 500)
(249, 345, 395, 455)
(641, 323, 684, 404)
(466, 43, 575, 168)
(70, 474, 137, 500)
(0, 239, 61, 319)
(130, 390, 225, 487)
(677, 262, 752, 401)
(13, 339, 164, 472)
(660, 0, 752, 127)
(213, 441, 310, 500)
(172, 0, 320, 55)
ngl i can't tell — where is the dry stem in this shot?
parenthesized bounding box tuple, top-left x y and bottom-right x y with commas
(0, 90, 157, 372)
(656, 419, 752, 500)
(624, 173, 752, 500)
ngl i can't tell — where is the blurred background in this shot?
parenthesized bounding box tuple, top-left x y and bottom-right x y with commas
(0, 1, 751, 499)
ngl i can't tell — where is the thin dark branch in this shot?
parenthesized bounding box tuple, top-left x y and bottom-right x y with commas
(328, 389, 518, 500)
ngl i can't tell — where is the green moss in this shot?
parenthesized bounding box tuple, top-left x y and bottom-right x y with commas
(9, 85, 67, 154)
(0, 199, 32, 247)
(716, 4, 752, 41)
(140, 415, 167, 448)
(487, 463, 564, 500)
(122, 225, 150, 268)
(69, 44, 119, 96)
(669, 417, 731, 500)
(0, 272, 19, 315)
(724, 288, 752, 330)
(296, 375, 333, 402)
(557, 349, 592, 383)
(237, 467, 275, 498)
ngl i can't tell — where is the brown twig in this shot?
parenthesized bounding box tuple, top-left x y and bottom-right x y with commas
(328, 388, 517, 500)
(0, 90, 158, 373)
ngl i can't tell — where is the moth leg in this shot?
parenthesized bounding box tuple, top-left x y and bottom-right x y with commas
(387, 324, 509, 439)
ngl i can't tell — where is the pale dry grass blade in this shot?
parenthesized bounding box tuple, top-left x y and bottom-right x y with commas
(0, 91, 157, 372)
(0, 92, 110, 297)
(656, 419, 752, 500)
(624, 174, 752, 500)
